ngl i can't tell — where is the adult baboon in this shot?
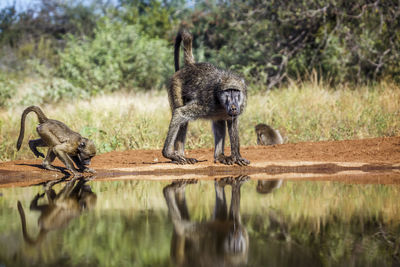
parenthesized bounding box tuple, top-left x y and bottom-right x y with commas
(163, 176, 249, 266)
(16, 106, 96, 177)
(17, 178, 97, 245)
(255, 123, 283, 145)
(162, 29, 249, 166)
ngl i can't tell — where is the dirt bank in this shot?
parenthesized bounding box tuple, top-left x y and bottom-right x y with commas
(1, 136, 399, 187)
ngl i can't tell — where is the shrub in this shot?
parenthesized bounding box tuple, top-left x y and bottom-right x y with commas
(187, 0, 400, 88)
(0, 73, 15, 108)
(54, 18, 172, 97)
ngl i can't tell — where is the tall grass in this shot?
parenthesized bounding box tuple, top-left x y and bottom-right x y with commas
(1, 81, 399, 161)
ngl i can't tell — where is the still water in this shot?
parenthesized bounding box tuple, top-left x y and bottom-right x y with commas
(1, 176, 400, 267)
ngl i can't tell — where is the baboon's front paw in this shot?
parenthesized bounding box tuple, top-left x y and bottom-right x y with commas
(185, 157, 198, 164)
(214, 154, 234, 165)
(171, 153, 198, 165)
(171, 156, 186, 164)
(233, 157, 250, 166)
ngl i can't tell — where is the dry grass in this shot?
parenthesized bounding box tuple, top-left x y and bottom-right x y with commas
(1, 81, 399, 161)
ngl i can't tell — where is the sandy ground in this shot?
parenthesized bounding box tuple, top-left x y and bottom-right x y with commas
(0, 136, 399, 187)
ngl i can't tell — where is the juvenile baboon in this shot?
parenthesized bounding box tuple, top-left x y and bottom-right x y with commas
(163, 176, 249, 267)
(162, 29, 249, 166)
(255, 123, 283, 145)
(16, 106, 96, 177)
(17, 178, 97, 245)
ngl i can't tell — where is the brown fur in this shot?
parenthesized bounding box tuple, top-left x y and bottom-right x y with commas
(163, 29, 249, 166)
(255, 123, 283, 145)
(17, 178, 96, 245)
(16, 106, 96, 177)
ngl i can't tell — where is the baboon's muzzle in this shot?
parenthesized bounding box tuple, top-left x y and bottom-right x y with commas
(228, 104, 239, 116)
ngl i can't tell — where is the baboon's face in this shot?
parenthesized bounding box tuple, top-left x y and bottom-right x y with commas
(256, 130, 269, 145)
(256, 131, 264, 145)
(78, 139, 96, 166)
(218, 89, 244, 117)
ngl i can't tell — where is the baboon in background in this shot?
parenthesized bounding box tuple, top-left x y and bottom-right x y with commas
(163, 176, 249, 267)
(16, 106, 96, 177)
(255, 123, 283, 145)
(17, 178, 97, 245)
(162, 29, 249, 166)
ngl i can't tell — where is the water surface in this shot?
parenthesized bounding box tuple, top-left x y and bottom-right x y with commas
(1, 176, 400, 266)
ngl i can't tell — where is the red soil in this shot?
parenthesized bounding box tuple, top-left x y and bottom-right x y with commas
(1, 136, 399, 187)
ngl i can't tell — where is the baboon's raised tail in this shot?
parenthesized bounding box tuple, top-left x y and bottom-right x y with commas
(163, 29, 249, 166)
(16, 106, 48, 150)
(174, 29, 195, 72)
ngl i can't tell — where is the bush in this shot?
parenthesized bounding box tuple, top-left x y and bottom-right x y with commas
(53, 18, 172, 97)
(187, 0, 400, 88)
(0, 73, 15, 108)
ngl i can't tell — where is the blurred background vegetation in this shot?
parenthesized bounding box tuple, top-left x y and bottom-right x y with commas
(1, 0, 400, 105)
(0, 0, 399, 160)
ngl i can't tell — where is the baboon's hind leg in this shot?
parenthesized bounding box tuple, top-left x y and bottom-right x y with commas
(174, 122, 193, 160)
(163, 104, 200, 164)
(28, 138, 46, 158)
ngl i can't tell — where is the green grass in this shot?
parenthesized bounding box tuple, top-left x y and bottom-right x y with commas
(1, 81, 399, 162)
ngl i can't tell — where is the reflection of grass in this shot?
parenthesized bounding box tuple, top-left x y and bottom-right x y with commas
(241, 181, 400, 227)
(1, 82, 400, 161)
(1, 180, 400, 266)
(242, 181, 400, 265)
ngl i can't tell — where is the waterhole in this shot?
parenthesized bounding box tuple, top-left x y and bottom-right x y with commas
(1, 174, 400, 266)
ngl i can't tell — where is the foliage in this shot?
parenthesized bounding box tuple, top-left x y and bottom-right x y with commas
(0, 72, 15, 108)
(0, 0, 105, 72)
(1, 0, 400, 91)
(51, 18, 172, 97)
(115, 0, 182, 39)
(185, 0, 400, 88)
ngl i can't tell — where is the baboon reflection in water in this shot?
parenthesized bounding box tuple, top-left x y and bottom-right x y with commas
(256, 179, 283, 194)
(163, 176, 249, 267)
(17, 177, 97, 245)
(256, 179, 289, 241)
